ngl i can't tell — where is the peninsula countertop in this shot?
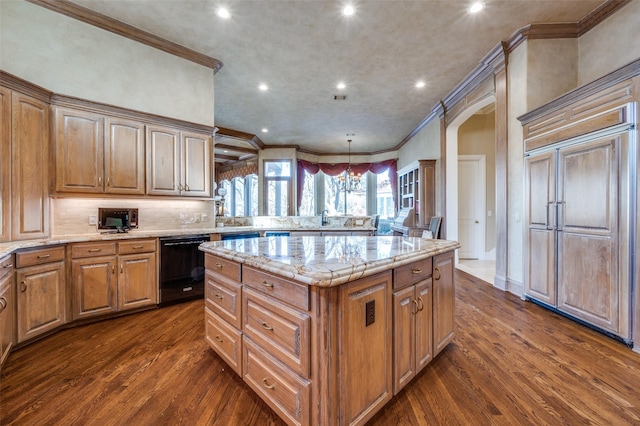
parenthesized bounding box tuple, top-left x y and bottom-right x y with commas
(199, 235, 460, 287)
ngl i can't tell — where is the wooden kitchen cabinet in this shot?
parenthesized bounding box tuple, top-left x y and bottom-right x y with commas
(397, 160, 436, 229)
(15, 246, 66, 343)
(54, 108, 145, 195)
(0, 255, 15, 368)
(433, 250, 455, 356)
(11, 91, 50, 240)
(0, 87, 10, 242)
(71, 239, 157, 320)
(147, 125, 212, 197)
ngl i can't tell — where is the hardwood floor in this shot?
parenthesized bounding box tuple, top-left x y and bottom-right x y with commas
(2, 271, 640, 425)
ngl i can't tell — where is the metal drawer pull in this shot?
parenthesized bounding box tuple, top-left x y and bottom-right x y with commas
(417, 297, 424, 312)
(214, 294, 223, 300)
(262, 280, 274, 289)
(215, 263, 223, 269)
(0, 297, 6, 312)
(261, 322, 273, 331)
(411, 268, 422, 274)
(88, 248, 102, 253)
(2, 264, 12, 269)
(131, 245, 144, 249)
(20, 281, 27, 292)
(37, 254, 50, 259)
(214, 335, 223, 342)
(434, 267, 441, 280)
(262, 378, 275, 390)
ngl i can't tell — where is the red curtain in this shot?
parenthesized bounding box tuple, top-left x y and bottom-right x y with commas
(297, 159, 397, 211)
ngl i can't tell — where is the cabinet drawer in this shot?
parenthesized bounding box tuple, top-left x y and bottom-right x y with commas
(243, 287, 310, 377)
(243, 337, 310, 426)
(393, 257, 432, 290)
(205, 270, 242, 329)
(205, 307, 242, 376)
(15, 246, 65, 268)
(119, 239, 156, 255)
(71, 242, 117, 259)
(243, 266, 309, 311)
(0, 255, 12, 281)
(205, 254, 240, 281)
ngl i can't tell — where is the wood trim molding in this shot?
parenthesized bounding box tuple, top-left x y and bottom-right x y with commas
(214, 144, 259, 155)
(216, 127, 265, 150)
(27, 0, 223, 73)
(0, 71, 52, 103)
(577, 0, 632, 36)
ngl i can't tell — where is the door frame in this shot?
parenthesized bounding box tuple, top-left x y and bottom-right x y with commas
(458, 155, 486, 260)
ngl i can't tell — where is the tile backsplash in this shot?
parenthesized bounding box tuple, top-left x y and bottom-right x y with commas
(51, 197, 215, 236)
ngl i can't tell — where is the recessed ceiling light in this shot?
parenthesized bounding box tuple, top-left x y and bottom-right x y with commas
(337, 82, 346, 90)
(259, 83, 269, 91)
(216, 7, 231, 19)
(468, 2, 484, 13)
(415, 81, 426, 88)
(262, 128, 268, 133)
(342, 5, 356, 16)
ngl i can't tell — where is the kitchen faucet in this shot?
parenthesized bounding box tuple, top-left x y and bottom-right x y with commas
(321, 209, 329, 226)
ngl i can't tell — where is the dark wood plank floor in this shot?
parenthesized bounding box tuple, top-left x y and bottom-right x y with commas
(2, 271, 640, 425)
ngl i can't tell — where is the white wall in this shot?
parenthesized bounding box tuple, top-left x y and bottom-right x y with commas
(578, 0, 640, 85)
(526, 39, 578, 111)
(0, 0, 215, 126)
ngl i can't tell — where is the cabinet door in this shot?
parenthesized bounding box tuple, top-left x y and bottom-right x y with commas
(72, 256, 118, 320)
(16, 262, 66, 343)
(118, 252, 157, 310)
(392, 285, 416, 395)
(433, 251, 455, 356)
(524, 151, 556, 305)
(105, 117, 145, 195)
(414, 279, 433, 371)
(0, 272, 15, 367)
(11, 92, 50, 240)
(557, 136, 620, 333)
(54, 108, 104, 193)
(146, 125, 181, 196)
(0, 87, 10, 242)
(182, 131, 212, 197)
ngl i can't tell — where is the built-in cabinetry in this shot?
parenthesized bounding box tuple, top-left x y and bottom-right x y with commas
(14, 246, 66, 343)
(1, 88, 50, 241)
(71, 239, 157, 320)
(54, 108, 145, 195)
(203, 245, 456, 426)
(392, 257, 432, 394)
(147, 125, 212, 197)
(0, 254, 15, 368)
(519, 73, 639, 342)
(397, 160, 436, 229)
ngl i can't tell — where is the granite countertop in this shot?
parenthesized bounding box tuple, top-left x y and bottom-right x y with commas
(199, 236, 460, 287)
(209, 225, 376, 234)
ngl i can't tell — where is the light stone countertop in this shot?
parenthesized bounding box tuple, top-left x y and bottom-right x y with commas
(199, 236, 460, 287)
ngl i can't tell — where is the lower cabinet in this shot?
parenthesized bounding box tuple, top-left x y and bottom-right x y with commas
(0, 255, 15, 368)
(15, 246, 66, 343)
(71, 239, 157, 320)
(433, 251, 455, 356)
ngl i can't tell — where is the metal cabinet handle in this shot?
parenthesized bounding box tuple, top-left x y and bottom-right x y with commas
(185, 184, 190, 191)
(2, 264, 12, 269)
(412, 299, 419, 314)
(262, 280, 274, 289)
(215, 263, 223, 269)
(20, 281, 27, 292)
(434, 267, 441, 280)
(112, 265, 116, 274)
(214, 294, 223, 300)
(37, 254, 50, 259)
(0, 297, 6, 312)
(132, 245, 144, 249)
(262, 378, 275, 390)
(417, 297, 424, 312)
(214, 335, 223, 343)
(411, 268, 422, 274)
(88, 248, 102, 253)
(98, 176, 102, 185)
(261, 322, 274, 331)
(106, 177, 111, 186)
(120, 264, 123, 273)
(178, 184, 184, 191)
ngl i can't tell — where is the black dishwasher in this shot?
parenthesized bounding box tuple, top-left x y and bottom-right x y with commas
(159, 234, 209, 306)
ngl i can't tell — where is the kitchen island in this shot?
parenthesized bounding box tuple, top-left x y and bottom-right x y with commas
(199, 235, 459, 426)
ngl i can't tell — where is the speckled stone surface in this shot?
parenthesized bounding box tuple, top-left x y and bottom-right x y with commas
(200, 236, 460, 287)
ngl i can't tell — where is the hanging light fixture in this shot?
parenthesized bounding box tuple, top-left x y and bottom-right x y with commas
(338, 138, 363, 193)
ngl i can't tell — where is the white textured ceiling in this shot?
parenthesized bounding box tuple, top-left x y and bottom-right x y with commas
(71, 0, 605, 154)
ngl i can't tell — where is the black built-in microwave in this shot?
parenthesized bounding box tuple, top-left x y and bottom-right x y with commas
(98, 208, 138, 232)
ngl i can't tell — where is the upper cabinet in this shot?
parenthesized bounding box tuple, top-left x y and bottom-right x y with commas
(54, 108, 145, 195)
(397, 160, 436, 229)
(147, 125, 212, 198)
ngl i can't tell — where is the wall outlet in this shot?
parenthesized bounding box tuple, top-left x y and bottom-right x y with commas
(88, 215, 97, 225)
(356, 219, 364, 225)
(202, 213, 209, 222)
(195, 213, 202, 223)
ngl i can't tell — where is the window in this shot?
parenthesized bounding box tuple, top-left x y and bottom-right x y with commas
(323, 172, 368, 216)
(220, 174, 259, 216)
(264, 160, 292, 216)
(232, 176, 245, 216)
(375, 169, 394, 219)
(298, 169, 316, 217)
(247, 174, 259, 216)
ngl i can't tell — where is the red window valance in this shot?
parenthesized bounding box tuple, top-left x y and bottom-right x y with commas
(296, 159, 397, 211)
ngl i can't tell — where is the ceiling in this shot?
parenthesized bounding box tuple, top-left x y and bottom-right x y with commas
(69, 0, 607, 160)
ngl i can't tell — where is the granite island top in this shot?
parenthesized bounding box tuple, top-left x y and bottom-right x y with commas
(199, 235, 460, 287)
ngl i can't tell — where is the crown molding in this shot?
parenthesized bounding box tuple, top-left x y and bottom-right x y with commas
(0, 71, 52, 103)
(27, 0, 223, 73)
(578, 0, 632, 36)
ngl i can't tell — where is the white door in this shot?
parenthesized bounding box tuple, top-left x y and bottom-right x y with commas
(458, 156, 485, 259)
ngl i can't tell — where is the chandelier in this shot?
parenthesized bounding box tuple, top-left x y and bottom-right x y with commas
(338, 139, 363, 193)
